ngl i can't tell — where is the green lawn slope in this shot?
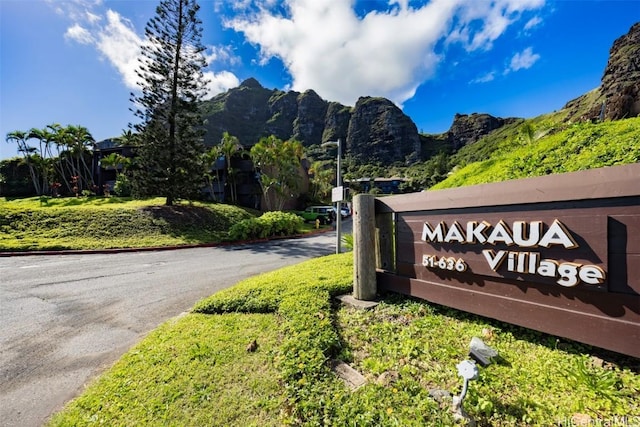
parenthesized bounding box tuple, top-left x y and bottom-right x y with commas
(0, 197, 255, 251)
(433, 117, 640, 189)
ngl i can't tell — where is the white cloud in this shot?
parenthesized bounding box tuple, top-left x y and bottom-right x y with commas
(64, 23, 94, 45)
(51, 0, 103, 22)
(447, 0, 545, 51)
(86, 10, 101, 24)
(58, 4, 240, 98)
(205, 45, 241, 67)
(524, 16, 542, 31)
(59, 3, 143, 89)
(389, 0, 410, 11)
(506, 47, 540, 73)
(470, 71, 496, 84)
(227, 0, 546, 107)
(203, 70, 241, 99)
(95, 10, 144, 89)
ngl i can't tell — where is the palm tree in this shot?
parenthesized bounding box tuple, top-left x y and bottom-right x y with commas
(116, 129, 138, 146)
(100, 152, 131, 196)
(100, 153, 130, 173)
(6, 130, 43, 195)
(250, 135, 304, 211)
(203, 145, 223, 201)
(65, 125, 96, 192)
(309, 160, 334, 202)
(30, 125, 69, 194)
(219, 132, 243, 204)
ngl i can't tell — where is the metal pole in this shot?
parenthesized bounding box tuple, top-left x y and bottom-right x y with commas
(336, 138, 342, 254)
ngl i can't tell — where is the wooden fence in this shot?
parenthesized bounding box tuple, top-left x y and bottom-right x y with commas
(352, 163, 640, 358)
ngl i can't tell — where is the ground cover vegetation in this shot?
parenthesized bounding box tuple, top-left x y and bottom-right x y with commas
(343, 115, 640, 192)
(48, 254, 640, 426)
(433, 116, 640, 189)
(0, 197, 320, 252)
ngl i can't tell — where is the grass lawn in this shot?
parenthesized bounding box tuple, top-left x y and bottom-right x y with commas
(49, 313, 285, 426)
(0, 196, 327, 251)
(48, 254, 640, 427)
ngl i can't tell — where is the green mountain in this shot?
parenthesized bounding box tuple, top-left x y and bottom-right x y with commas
(200, 78, 420, 166)
(200, 22, 639, 183)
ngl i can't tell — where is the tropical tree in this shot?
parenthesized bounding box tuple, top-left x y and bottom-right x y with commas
(34, 125, 68, 192)
(520, 122, 536, 145)
(202, 144, 223, 201)
(5, 130, 43, 194)
(130, 0, 209, 205)
(36, 124, 96, 195)
(250, 135, 305, 211)
(6, 124, 97, 196)
(518, 121, 550, 146)
(100, 152, 132, 196)
(116, 129, 138, 146)
(0, 158, 33, 196)
(100, 153, 131, 175)
(308, 159, 334, 202)
(219, 132, 243, 204)
(63, 125, 96, 193)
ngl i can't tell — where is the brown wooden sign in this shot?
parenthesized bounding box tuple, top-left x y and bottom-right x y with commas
(373, 164, 640, 358)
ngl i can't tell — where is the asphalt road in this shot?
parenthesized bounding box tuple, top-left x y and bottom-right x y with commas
(0, 226, 348, 427)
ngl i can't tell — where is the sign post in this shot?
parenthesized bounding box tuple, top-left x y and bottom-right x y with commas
(323, 139, 343, 254)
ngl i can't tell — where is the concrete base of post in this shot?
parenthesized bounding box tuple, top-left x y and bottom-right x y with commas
(335, 294, 379, 310)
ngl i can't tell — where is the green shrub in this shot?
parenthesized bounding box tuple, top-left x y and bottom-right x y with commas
(228, 211, 303, 241)
(342, 233, 354, 251)
(113, 174, 132, 197)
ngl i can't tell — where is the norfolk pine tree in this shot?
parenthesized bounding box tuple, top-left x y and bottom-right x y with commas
(130, 0, 208, 206)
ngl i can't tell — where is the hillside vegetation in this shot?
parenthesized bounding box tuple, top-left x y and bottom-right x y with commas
(431, 116, 640, 189)
(0, 197, 255, 251)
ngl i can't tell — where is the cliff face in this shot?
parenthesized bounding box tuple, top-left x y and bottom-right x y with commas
(599, 22, 640, 121)
(439, 23, 640, 147)
(347, 97, 421, 165)
(200, 79, 421, 166)
(445, 113, 518, 150)
(568, 22, 640, 122)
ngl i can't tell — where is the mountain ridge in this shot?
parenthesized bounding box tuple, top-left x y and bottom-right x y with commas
(199, 22, 639, 167)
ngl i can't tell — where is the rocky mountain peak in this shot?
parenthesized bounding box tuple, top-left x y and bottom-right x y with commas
(347, 97, 421, 165)
(239, 77, 264, 89)
(574, 22, 640, 121)
(201, 84, 421, 166)
(198, 22, 639, 167)
(446, 113, 518, 149)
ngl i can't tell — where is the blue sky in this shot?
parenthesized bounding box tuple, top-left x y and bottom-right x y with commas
(1, 0, 638, 160)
